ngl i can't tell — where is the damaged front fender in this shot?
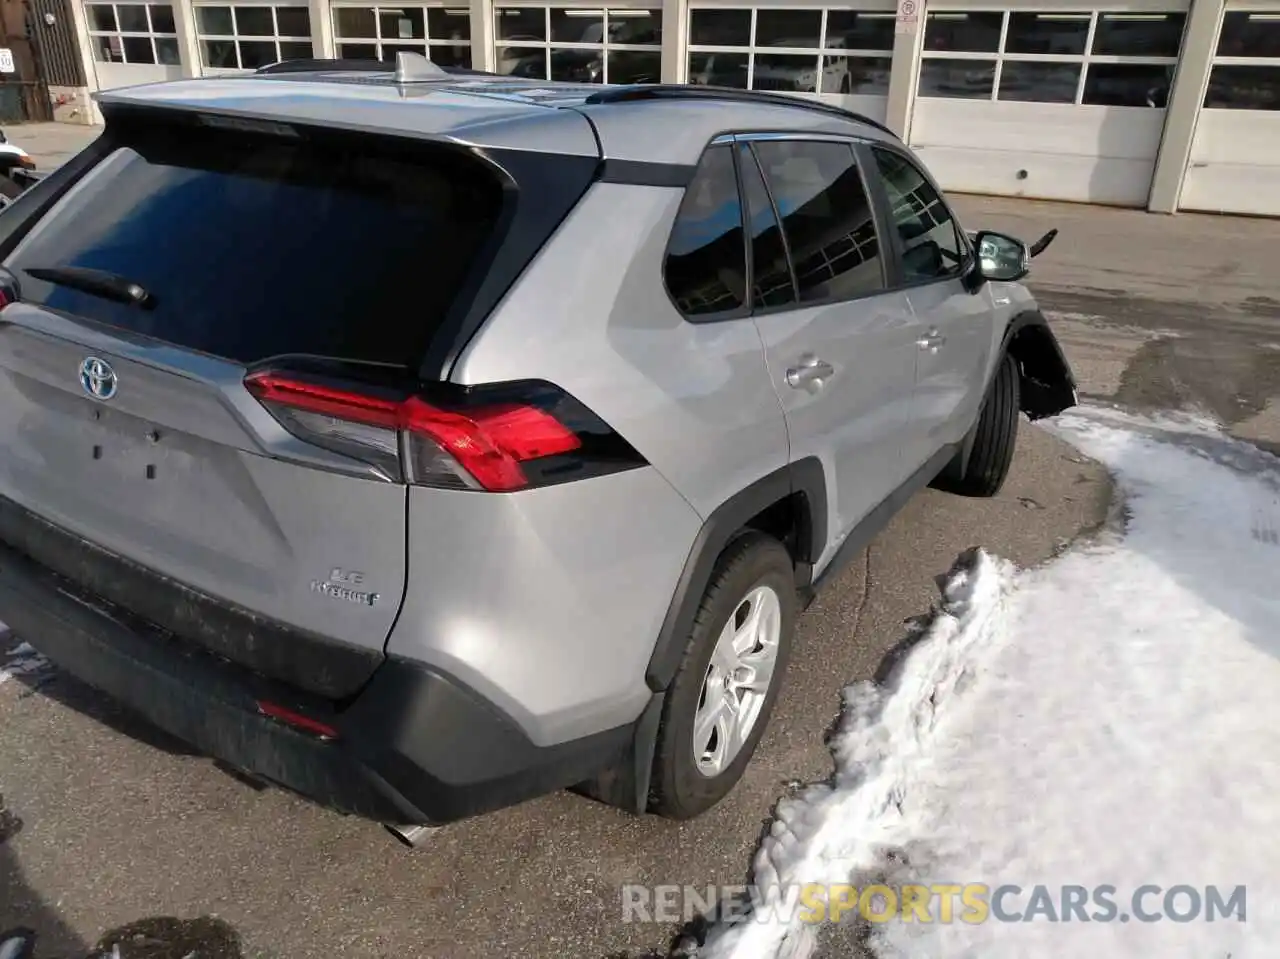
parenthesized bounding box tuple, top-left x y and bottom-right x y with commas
(1003, 310, 1078, 420)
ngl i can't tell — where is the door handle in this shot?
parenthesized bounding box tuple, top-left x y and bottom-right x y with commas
(917, 328, 946, 352)
(785, 356, 835, 389)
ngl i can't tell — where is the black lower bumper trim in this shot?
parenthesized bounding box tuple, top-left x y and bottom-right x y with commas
(0, 537, 632, 825)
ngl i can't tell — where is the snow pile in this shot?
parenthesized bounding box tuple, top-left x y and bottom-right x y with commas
(700, 406, 1280, 959)
(700, 549, 1019, 959)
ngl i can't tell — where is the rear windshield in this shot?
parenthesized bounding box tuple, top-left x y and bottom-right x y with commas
(6, 120, 505, 368)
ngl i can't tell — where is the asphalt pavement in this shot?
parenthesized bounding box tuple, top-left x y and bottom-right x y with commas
(0, 122, 1277, 959)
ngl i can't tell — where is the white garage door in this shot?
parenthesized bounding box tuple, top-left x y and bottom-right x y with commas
(333, 3, 473, 69)
(683, 5, 896, 125)
(907, 7, 1187, 206)
(84, 2, 184, 90)
(1181, 7, 1280, 216)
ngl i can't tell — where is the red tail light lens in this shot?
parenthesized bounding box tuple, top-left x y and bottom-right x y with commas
(244, 371, 586, 492)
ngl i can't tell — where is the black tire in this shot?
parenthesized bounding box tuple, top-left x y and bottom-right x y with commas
(649, 532, 797, 820)
(935, 351, 1020, 498)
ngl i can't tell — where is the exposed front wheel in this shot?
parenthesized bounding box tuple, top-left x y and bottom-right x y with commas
(934, 351, 1021, 498)
(649, 533, 796, 819)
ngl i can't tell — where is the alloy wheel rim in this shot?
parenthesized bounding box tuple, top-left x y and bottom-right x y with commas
(692, 584, 782, 777)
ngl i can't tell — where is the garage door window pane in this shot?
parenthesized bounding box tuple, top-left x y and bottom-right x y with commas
(998, 61, 1081, 103)
(923, 12, 1002, 54)
(150, 3, 176, 32)
(1083, 62, 1173, 106)
(500, 47, 546, 77)
(238, 39, 278, 65)
(753, 140, 884, 303)
(88, 4, 118, 31)
(429, 8, 471, 41)
(690, 8, 750, 46)
(122, 35, 155, 61)
(753, 53, 819, 92)
(1204, 64, 1280, 110)
(664, 145, 747, 317)
(688, 51, 748, 86)
(197, 5, 232, 34)
(826, 11, 893, 52)
(1005, 12, 1089, 55)
(1091, 13, 1185, 58)
(496, 8, 546, 41)
(1216, 11, 1280, 58)
(612, 10, 662, 45)
(756, 9, 821, 48)
(821, 55, 890, 95)
(201, 38, 236, 65)
(156, 36, 180, 62)
(118, 5, 149, 32)
(918, 58, 994, 98)
(234, 7, 274, 34)
(379, 7, 424, 40)
(335, 7, 376, 37)
(550, 8, 603, 43)
(338, 41, 378, 58)
(608, 49, 660, 83)
(275, 6, 310, 35)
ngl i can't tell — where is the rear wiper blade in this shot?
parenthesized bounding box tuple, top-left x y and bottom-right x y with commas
(23, 265, 156, 309)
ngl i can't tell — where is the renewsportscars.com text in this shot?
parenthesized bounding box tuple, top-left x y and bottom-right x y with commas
(621, 883, 1247, 925)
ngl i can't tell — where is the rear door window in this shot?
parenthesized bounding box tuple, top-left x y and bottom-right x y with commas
(6, 121, 506, 368)
(749, 139, 886, 303)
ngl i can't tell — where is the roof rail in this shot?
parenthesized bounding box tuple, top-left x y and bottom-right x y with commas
(255, 57, 494, 78)
(582, 84, 898, 138)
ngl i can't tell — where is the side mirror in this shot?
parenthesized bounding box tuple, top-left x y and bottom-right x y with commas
(972, 230, 1030, 283)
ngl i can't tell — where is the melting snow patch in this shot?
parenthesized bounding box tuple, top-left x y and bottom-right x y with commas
(697, 406, 1280, 959)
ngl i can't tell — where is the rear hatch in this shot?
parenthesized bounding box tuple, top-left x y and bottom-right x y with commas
(0, 109, 515, 698)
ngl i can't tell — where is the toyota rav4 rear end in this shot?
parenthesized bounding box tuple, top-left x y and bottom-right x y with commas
(0, 74, 702, 825)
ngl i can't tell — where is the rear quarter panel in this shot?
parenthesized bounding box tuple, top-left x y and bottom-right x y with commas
(417, 181, 791, 746)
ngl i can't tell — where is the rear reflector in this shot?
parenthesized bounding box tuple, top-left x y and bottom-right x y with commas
(244, 371, 590, 492)
(256, 700, 339, 740)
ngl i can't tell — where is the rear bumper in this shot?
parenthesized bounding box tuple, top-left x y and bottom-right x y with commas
(0, 533, 633, 825)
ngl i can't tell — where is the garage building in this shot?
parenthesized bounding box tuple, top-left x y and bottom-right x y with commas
(51, 0, 1280, 216)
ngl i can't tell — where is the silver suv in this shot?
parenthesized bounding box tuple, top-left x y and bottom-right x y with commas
(0, 55, 1075, 829)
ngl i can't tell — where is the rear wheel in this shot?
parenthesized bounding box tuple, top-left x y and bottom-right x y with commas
(935, 351, 1021, 498)
(649, 532, 796, 820)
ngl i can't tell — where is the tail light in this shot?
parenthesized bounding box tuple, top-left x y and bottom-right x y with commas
(244, 369, 645, 492)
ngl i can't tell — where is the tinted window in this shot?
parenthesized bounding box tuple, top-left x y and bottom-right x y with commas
(9, 123, 505, 368)
(664, 145, 748, 317)
(871, 148, 967, 283)
(738, 145, 796, 310)
(750, 140, 884, 303)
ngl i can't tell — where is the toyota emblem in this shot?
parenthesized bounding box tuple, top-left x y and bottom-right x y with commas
(79, 356, 118, 400)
